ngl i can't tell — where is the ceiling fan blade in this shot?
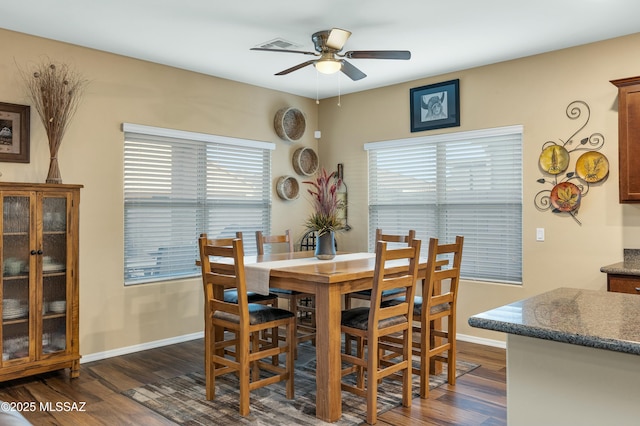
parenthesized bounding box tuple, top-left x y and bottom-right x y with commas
(344, 50, 411, 60)
(341, 60, 367, 81)
(250, 47, 317, 56)
(326, 28, 352, 50)
(275, 60, 316, 75)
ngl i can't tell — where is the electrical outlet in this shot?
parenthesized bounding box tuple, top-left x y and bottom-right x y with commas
(536, 228, 545, 242)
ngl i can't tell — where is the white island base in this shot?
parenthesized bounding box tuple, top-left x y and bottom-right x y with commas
(508, 334, 640, 425)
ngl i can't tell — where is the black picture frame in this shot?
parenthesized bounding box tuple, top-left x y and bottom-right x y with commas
(410, 79, 460, 133)
(0, 102, 30, 163)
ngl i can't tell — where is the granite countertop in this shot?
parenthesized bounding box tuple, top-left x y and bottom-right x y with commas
(600, 248, 640, 276)
(468, 287, 640, 355)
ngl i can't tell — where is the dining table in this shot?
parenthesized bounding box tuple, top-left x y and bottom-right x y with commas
(240, 250, 431, 423)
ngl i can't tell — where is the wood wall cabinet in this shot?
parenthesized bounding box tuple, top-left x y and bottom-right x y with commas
(611, 76, 640, 203)
(0, 182, 81, 381)
(606, 274, 640, 295)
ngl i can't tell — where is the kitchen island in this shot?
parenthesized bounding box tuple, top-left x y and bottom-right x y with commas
(469, 287, 640, 426)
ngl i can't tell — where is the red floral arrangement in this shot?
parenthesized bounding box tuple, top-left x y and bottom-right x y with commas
(303, 168, 344, 236)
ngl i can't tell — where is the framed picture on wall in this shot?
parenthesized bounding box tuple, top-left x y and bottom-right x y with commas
(410, 79, 460, 133)
(0, 102, 30, 163)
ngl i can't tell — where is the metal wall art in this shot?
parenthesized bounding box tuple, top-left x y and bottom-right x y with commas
(534, 100, 607, 225)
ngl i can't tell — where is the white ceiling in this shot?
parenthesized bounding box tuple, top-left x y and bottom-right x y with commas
(2, 0, 640, 100)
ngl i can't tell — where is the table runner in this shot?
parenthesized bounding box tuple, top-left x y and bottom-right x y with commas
(245, 252, 375, 294)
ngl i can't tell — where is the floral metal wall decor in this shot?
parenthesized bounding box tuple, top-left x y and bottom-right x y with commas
(534, 100, 607, 225)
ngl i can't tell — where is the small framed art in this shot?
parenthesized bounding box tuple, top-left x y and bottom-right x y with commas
(410, 79, 460, 133)
(0, 102, 30, 163)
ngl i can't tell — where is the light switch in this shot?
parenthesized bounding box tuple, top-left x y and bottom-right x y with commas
(536, 228, 545, 241)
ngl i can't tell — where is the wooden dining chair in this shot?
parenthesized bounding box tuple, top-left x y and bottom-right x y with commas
(382, 236, 464, 399)
(198, 236, 295, 416)
(343, 229, 416, 354)
(255, 230, 316, 357)
(340, 238, 421, 425)
(344, 229, 416, 310)
(201, 233, 279, 309)
(417, 236, 463, 398)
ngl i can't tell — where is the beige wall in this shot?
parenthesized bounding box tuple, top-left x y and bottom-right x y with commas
(319, 32, 640, 342)
(2, 27, 640, 354)
(0, 29, 318, 355)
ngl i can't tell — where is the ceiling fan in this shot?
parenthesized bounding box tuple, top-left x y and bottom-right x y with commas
(250, 28, 411, 81)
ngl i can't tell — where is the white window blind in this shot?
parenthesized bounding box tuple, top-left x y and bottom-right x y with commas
(365, 126, 523, 284)
(123, 123, 274, 285)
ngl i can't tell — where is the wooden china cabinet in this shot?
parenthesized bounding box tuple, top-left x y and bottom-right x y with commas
(0, 182, 81, 381)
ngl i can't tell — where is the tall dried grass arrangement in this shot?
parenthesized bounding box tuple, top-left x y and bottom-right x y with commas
(303, 167, 344, 236)
(21, 60, 87, 183)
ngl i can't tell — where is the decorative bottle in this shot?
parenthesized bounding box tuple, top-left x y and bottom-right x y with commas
(336, 163, 351, 231)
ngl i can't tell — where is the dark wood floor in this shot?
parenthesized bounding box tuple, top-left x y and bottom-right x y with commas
(0, 339, 506, 425)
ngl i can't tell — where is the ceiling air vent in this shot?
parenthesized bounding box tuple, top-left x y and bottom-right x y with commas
(256, 38, 302, 50)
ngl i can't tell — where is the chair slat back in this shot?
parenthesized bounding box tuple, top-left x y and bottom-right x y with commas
(375, 228, 416, 245)
(198, 236, 249, 322)
(199, 232, 242, 277)
(256, 230, 294, 255)
(368, 239, 422, 329)
(424, 236, 464, 313)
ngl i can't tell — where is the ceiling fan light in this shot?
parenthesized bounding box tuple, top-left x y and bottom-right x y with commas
(326, 28, 352, 50)
(315, 60, 342, 75)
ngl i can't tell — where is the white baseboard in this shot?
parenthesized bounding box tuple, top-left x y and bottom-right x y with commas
(80, 331, 204, 364)
(80, 331, 504, 364)
(457, 332, 506, 349)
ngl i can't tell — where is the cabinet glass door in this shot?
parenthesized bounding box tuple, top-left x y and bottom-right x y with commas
(2, 195, 31, 362)
(41, 196, 67, 354)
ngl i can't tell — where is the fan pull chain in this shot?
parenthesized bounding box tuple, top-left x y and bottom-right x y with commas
(337, 73, 341, 107)
(316, 69, 320, 105)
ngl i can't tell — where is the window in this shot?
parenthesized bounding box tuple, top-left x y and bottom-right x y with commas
(123, 123, 274, 285)
(365, 126, 522, 284)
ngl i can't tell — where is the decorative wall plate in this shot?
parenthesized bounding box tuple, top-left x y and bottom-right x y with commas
(575, 151, 609, 183)
(550, 182, 581, 212)
(539, 145, 569, 175)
